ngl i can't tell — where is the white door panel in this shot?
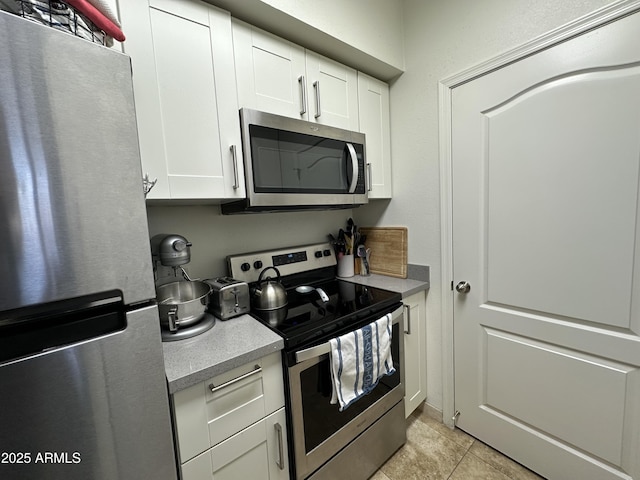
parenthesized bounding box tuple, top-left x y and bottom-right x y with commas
(150, 9, 222, 177)
(485, 67, 640, 328)
(305, 51, 359, 130)
(484, 329, 631, 466)
(358, 72, 392, 198)
(453, 9, 640, 480)
(233, 21, 307, 119)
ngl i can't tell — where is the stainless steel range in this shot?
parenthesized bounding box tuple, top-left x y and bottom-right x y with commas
(228, 243, 406, 480)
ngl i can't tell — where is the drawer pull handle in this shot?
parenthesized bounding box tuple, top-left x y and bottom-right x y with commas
(275, 422, 285, 470)
(208, 365, 261, 394)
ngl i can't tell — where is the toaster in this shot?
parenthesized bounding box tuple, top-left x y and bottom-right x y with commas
(206, 277, 250, 320)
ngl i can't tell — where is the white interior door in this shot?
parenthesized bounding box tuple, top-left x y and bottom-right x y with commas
(452, 10, 640, 480)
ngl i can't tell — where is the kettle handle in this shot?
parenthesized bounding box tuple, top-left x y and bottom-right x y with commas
(258, 266, 281, 283)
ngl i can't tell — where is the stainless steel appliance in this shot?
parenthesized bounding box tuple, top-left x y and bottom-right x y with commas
(228, 244, 406, 480)
(251, 266, 289, 311)
(0, 12, 177, 480)
(151, 234, 216, 340)
(221, 108, 368, 214)
(156, 280, 214, 340)
(151, 233, 194, 268)
(206, 277, 250, 320)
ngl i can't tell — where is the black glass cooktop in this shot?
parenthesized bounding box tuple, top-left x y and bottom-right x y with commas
(250, 277, 402, 351)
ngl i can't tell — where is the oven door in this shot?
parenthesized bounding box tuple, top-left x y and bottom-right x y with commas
(287, 305, 404, 480)
(240, 108, 368, 208)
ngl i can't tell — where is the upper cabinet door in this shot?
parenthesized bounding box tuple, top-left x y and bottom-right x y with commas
(120, 0, 245, 200)
(305, 51, 359, 131)
(358, 72, 391, 198)
(233, 21, 359, 130)
(233, 20, 308, 120)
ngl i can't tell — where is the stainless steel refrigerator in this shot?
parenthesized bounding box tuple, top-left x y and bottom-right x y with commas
(0, 11, 177, 480)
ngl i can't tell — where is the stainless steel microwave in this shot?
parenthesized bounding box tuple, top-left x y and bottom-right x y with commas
(221, 108, 368, 214)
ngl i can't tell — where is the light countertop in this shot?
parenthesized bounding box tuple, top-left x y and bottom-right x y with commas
(340, 273, 429, 298)
(162, 314, 283, 394)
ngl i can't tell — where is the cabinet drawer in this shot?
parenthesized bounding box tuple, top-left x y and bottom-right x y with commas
(173, 352, 284, 463)
(205, 363, 266, 447)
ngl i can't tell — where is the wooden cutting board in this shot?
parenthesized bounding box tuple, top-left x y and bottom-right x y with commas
(359, 227, 408, 278)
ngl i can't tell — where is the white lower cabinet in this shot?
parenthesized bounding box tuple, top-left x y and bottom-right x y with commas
(403, 291, 427, 417)
(172, 352, 289, 480)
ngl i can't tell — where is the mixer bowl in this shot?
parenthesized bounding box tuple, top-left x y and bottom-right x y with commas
(156, 281, 212, 331)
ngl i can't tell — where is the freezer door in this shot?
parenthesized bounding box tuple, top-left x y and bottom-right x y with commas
(0, 11, 155, 310)
(0, 305, 177, 480)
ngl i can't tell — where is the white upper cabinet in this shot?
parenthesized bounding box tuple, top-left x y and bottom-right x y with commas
(232, 22, 306, 120)
(358, 72, 392, 199)
(304, 51, 359, 130)
(119, 0, 245, 200)
(232, 20, 359, 131)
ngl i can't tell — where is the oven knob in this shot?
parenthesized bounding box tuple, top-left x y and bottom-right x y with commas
(254, 260, 263, 269)
(241, 262, 251, 272)
(323, 249, 331, 256)
(314, 251, 323, 258)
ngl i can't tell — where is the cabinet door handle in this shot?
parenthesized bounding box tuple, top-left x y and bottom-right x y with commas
(274, 422, 285, 470)
(208, 365, 261, 393)
(298, 75, 307, 116)
(366, 162, 372, 192)
(403, 304, 411, 335)
(313, 80, 321, 118)
(230, 145, 240, 190)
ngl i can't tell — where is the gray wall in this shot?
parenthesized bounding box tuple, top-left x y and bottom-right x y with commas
(147, 206, 355, 280)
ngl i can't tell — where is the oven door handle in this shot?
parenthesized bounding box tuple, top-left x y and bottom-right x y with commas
(294, 304, 403, 364)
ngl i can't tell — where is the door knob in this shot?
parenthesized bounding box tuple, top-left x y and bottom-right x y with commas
(455, 281, 471, 294)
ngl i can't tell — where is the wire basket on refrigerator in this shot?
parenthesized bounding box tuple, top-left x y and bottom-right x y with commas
(11, 0, 109, 45)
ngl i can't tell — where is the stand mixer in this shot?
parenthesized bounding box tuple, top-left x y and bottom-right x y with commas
(150, 233, 194, 282)
(150, 234, 215, 341)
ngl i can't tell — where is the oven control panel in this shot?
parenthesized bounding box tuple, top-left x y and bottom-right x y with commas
(273, 251, 308, 266)
(227, 242, 336, 284)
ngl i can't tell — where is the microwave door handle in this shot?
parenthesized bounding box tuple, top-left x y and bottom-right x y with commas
(346, 143, 358, 193)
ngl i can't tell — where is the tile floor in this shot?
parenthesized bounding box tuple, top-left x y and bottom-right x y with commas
(372, 407, 545, 480)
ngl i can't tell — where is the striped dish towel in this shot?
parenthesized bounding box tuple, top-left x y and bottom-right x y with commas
(329, 313, 396, 411)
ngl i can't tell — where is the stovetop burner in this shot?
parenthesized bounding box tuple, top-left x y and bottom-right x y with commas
(228, 243, 402, 350)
